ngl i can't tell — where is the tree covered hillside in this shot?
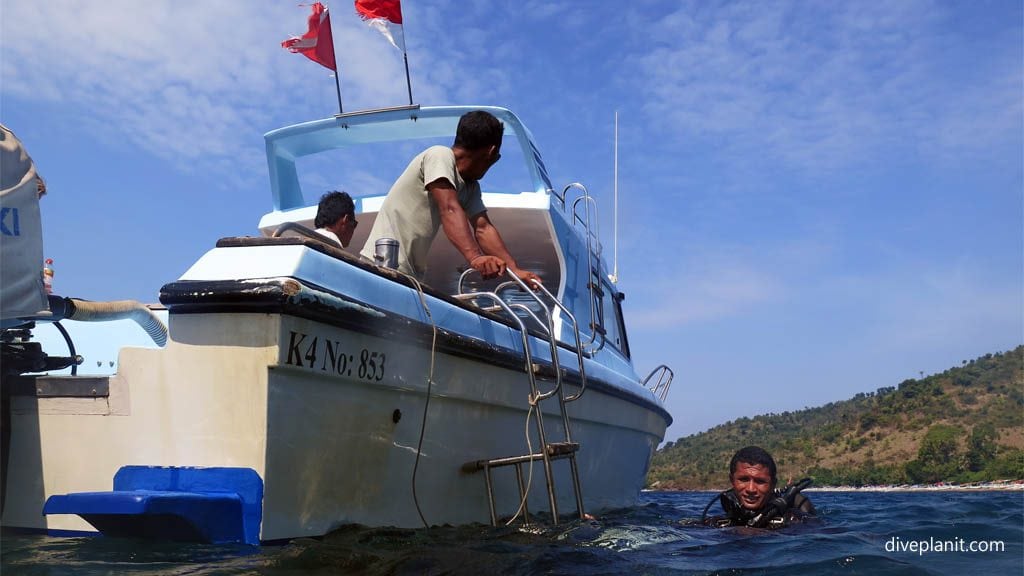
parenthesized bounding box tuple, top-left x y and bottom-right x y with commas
(648, 346, 1023, 489)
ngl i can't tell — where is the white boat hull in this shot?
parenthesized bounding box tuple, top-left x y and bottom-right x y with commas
(4, 307, 665, 541)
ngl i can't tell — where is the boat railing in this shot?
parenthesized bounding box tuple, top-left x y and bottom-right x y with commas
(559, 183, 607, 355)
(451, 288, 539, 390)
(506, 300, 548, 334)
(568, 186, 602, 253)
(642, 364, 674, 402)
(484, 274, 589, 402)
(496, 279, 589, 401)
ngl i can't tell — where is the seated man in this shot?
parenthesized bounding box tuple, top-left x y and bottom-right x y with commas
(359, 110, 541, 285)
(313, 190, 357, 248)
(702, 445, 816, 529)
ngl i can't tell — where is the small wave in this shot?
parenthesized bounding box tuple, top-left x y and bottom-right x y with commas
(3, 491, 1020, 576)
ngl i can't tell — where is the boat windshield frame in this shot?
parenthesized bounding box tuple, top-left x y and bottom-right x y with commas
(264, 105, 554, 211)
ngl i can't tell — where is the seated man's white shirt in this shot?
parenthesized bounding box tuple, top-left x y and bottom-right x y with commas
(314, 227, 342, 247)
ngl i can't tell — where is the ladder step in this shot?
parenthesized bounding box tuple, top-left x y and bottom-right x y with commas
(546, 441, 579, 456)
(461, 442, 579, 473)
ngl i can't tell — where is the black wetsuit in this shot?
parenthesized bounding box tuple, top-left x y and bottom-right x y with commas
(706, 488, 817, 529)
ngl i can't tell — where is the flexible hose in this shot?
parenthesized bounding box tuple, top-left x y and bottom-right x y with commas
(408, 275, 437, 529)
(52, 321, 79, 375)
(67, 299, 168, 347)
(701, 489, 731, 523)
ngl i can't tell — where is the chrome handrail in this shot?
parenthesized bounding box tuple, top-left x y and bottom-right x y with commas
(508, 302, 547, 334)
(642, 364, 675, 402)
(532, 281, 588, 402)
(457, 270, 562, 402)
(496, 275, 563, 403)
(562, 183, 604, 352)
(451, 291, 542, 394)
(495, 275, 591, 402)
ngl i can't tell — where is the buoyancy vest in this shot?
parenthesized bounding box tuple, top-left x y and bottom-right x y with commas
(702, 478, 815, 529)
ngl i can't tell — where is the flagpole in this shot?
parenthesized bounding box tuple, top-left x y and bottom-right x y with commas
(402, 52, 413, 105)
(333, 69, 344, 114)
(328, 5, 344, 114)
(400, 9, 412, 105)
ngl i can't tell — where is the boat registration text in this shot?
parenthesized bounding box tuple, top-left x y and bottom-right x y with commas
(282, 330, 387, 382)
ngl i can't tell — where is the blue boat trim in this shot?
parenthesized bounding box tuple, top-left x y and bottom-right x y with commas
(212, 234, 530, 333)
(42, 466, 263, 545)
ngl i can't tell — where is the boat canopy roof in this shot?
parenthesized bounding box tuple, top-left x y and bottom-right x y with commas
(264, 105, 554, 211)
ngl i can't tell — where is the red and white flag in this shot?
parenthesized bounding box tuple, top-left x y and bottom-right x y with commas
(355, 0, 405, 52)
(281, 2, 337, 71)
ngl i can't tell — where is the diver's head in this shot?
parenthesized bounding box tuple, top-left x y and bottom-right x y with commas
(729, 446, 777, 511)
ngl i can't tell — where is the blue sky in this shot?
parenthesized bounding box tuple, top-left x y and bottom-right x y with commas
(2, 0, 1021, 442)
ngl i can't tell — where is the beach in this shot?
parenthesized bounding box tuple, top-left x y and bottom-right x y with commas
(805, 480, 1024, 492)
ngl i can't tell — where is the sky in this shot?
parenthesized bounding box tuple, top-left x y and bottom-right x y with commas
(1, 0, 1021, 443)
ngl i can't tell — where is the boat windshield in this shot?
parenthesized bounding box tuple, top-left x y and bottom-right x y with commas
(294, 134, 533, 206)
(265, 106, 554, 212)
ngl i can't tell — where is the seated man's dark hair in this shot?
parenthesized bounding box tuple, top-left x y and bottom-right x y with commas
(454, 110, 504, 151)
(314, 190, 355, 228)
(729, 446, 777, 485)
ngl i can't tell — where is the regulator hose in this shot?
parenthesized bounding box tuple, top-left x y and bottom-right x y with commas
(747, 477, 813, 528)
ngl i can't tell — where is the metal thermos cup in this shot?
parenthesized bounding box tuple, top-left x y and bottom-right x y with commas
(374, 238, 399, 269)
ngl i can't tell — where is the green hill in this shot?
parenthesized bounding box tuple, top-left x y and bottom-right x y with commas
(648, 346, 1024, 489)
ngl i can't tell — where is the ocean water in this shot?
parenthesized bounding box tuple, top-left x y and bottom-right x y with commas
(2, 491, 1021, 575)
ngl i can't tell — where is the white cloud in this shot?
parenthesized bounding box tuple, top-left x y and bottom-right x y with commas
(0, 1, 506, 188)
(1, 2, 308, 182)
(622, 0, 1022, 174)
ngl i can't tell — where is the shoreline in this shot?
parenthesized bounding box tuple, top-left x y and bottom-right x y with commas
(806, 482, 1024, 492)
(648, 480, 1024, 493)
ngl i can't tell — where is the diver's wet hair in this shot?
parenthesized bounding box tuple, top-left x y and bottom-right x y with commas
(729, 446, 777, 485)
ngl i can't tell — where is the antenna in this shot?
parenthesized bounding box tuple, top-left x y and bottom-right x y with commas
(609, 110, 619, 284)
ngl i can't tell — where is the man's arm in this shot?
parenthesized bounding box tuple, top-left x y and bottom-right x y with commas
(427, 179, 506, 277)
(471, 211, 542, 287)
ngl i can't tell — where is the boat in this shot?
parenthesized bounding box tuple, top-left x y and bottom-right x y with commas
(0, 104, 674, 545)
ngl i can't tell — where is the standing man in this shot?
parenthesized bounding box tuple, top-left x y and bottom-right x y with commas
(359, 110, 541, 285)
(313, 190, 358, 248)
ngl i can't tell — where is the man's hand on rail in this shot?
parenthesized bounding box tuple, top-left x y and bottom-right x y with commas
(511, 267, 542, 290)
(470, 254, 506, 279)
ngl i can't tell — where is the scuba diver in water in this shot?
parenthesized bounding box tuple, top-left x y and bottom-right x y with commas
(701, 446, 816, 529)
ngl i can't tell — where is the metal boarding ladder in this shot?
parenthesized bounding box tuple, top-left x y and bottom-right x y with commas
(455, 269, 588, 526)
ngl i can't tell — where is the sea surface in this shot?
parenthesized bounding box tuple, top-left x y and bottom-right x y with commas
(2, 491, 1022, 575)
